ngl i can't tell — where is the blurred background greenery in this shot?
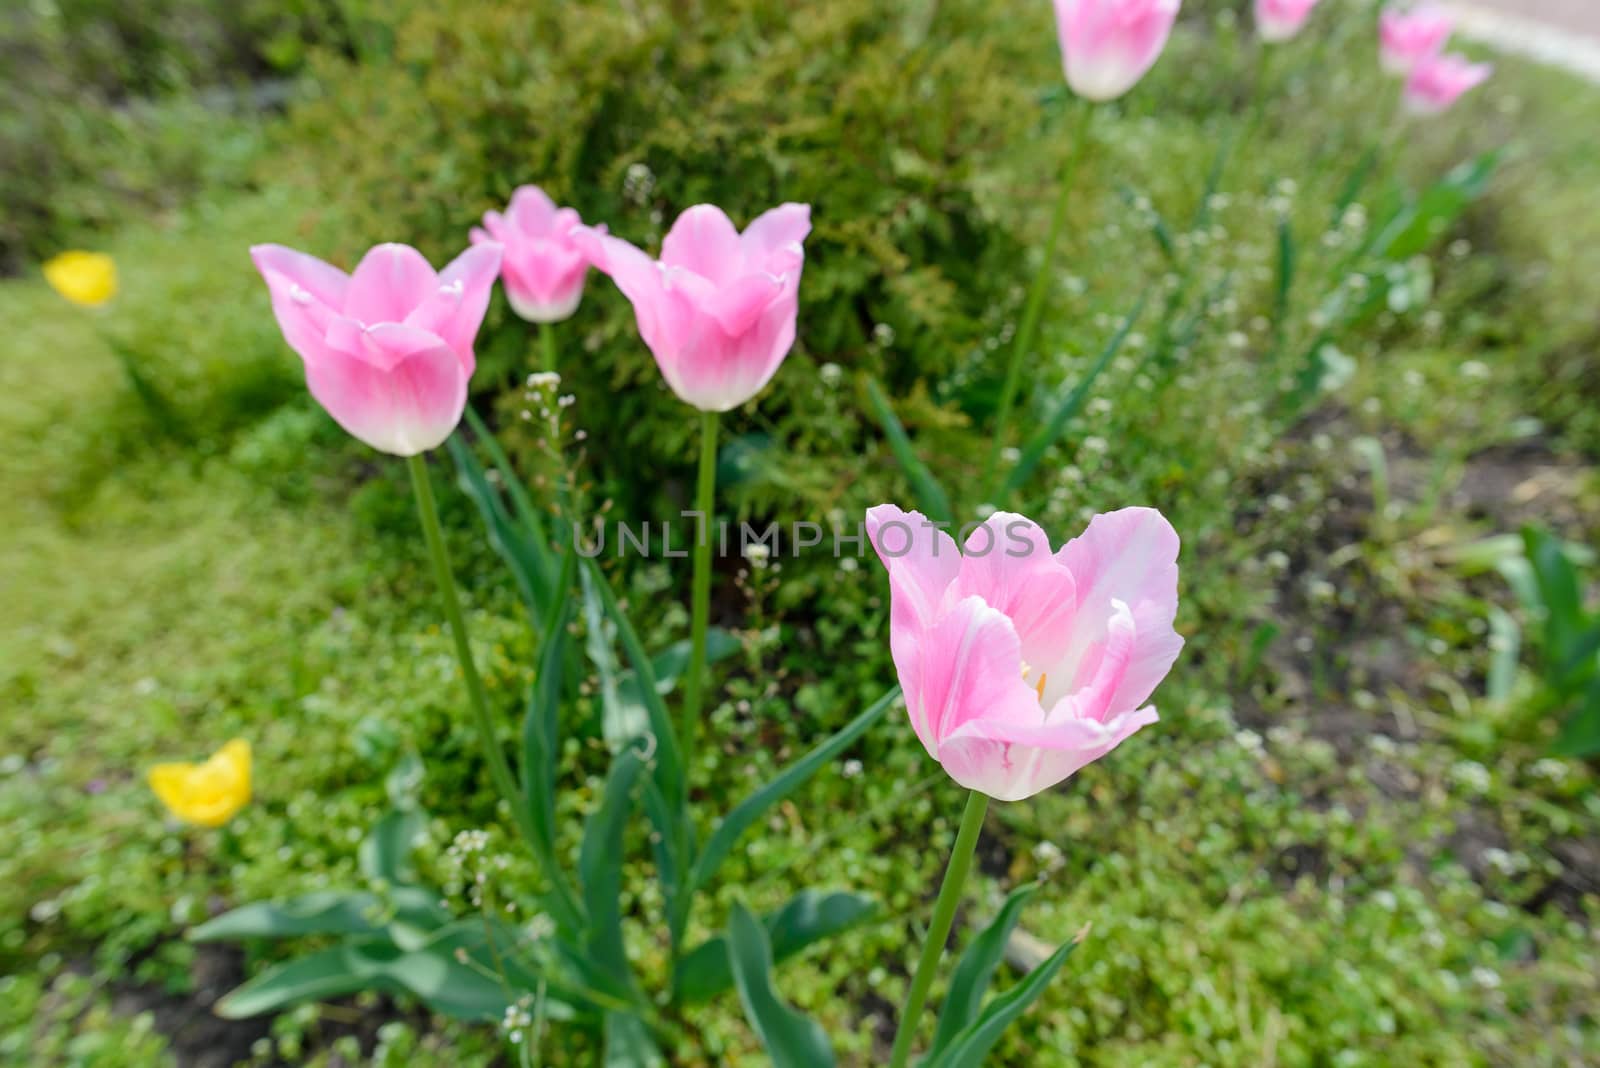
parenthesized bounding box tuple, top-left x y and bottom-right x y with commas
(2, 0, 1598, 1065)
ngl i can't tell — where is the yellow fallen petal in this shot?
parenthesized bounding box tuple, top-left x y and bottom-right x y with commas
(43, 251, 118, 307)
(147, 739, 251, 827)
(147, 762, 197, 813)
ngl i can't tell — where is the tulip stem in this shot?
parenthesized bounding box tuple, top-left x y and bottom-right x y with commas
(984, 101, 1094, 498)
(681, 409, 720, 776)
(540, 322, 558, 373)
(406, 453, 534, 847)
(887, 789, 991, 1068)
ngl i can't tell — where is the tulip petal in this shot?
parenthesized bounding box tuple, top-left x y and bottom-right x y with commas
(345, 243, 438, 325)
(507, 185, 560, 233)
(303, 333, 467, 456)
(251, 244, 348, 363)
(907, 594, 1039, 759)
(739, 203, 812, 263)
(660, 204, 745, 284)
(147, 762, 195, 814)
(950, 512, 1078, 669)
(866, 504, 961, 630)
(407, 242, 502, 373)
(578, 227, 682, 353)
(1053, 507, 1183, 714)
(705, 272, 783, 337)
(251, 244, 348, 306)
(938, 704, 1158, 802)
(217, 739, 252, 789)
(324, 319, 448, 372)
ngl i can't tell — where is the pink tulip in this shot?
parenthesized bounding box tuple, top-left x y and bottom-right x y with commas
(1403, 52, 1492, 116)
(1378, 5, 1453, 74)
(1052, 0, 1182, 102)
(251, 241, 501, 456)
(471, 185, 598, 323)
(866, 505, 1183, 802)
(1255, 0, 1322, 42)
(574, 203, 810, 412)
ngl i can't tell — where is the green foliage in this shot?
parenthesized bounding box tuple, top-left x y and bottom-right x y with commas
(676, 889, 876, 1005)
(279, 0, 1043, 519)
(1516, 528, 1600, 755)
(0, 0, 354, 271)
(927, 883, 1039, 1056)
(726, 901, 836, 1068)
(919, 937, 1080, 1068)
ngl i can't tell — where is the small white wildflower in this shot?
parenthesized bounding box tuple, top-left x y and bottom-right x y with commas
(1450, 761, 1492, 795)
(526, 371, 561, 389)
(1471, 966, 1501, 989)
(841, 759, 864, 779)
(819, 362, 843, 386)
(1482, 848, 1517, 875)
(1234, 729, 1264, 754)
(1530, 758, 1569, 784)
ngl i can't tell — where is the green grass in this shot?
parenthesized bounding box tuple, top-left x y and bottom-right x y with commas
(4, 4, 1600, 1066)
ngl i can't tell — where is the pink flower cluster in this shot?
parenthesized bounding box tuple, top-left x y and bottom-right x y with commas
(245, 0, 1500, 800)
(1379, 5, 1492, 115)
(251, 190, 811, 454)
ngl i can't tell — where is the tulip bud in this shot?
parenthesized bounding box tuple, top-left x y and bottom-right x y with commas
(1052, 0, 1182, 102)
(1378, 5, 1453, 75)
(471, 185, 599, 323)
(1403, 52, 1492, 116)
(1255, 0, 1323, 43)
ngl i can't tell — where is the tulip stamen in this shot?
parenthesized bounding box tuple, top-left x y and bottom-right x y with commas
(1020, 662, 1049, 702)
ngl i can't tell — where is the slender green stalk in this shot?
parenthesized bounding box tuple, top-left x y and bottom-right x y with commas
(539, 322, 558, 373)
(680, 409, 720, 774)
(887, 790, 991, 1068)
(406, 453, 535, 847)
(984, 101, 1094, 495)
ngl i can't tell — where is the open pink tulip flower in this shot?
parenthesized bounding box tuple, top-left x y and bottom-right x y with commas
(573, 203, 810, 412)
(252, 241, 501, 456)
(1403, 52, 1492, 116)
(471, 185, 597, 323)
(1378, 5, 1453, 74)
(866, 505, 1184, 802)
(1255, 0, 1322, 42)
(1052, 0, 1181, 102)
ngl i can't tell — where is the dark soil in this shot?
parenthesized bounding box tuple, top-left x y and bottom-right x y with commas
(1236, 413, 1599, 913)
(94, 943, 433, 1068)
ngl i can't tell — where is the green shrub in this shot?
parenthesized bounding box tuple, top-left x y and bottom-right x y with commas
(276, 0, 1056, 519)
(0, 0, 354, 272)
